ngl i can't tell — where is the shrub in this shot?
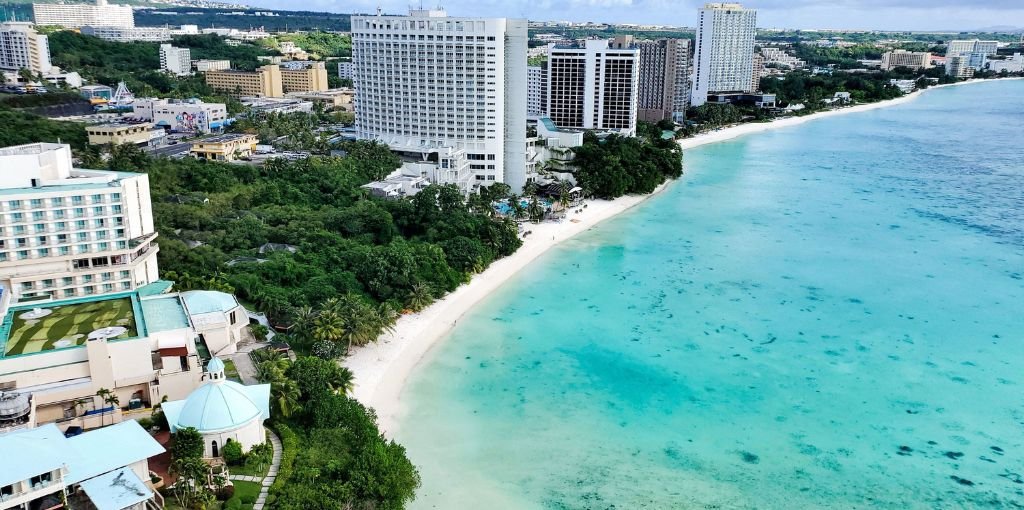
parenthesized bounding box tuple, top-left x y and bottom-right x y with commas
(268, 422, 298, 497)
(250, 324, 269, 342)
(225, 496, 242, 510)
(217, 485, 235, 501)
(222, 440, 244, 465)
(240, 492, 257, 505)
(137, 417, 155, 430)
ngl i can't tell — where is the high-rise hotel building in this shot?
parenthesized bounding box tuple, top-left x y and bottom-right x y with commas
(351, 10, 528, 191)
(613, 36, 692, 122)
(32, 0, 135, 29)
(0, 143, 159, 304)
(0, 22, 52, 75)
(691, 3, 757, 106)
(546, 40, 639, 135)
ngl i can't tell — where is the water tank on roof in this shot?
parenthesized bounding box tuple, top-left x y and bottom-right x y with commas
(0, 391, 31, 421)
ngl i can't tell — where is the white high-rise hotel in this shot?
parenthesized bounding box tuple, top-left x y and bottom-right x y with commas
(691, 3, 757, 106)
(351, 10, 528, 191)
(32, 0, 135, 29)
(0, 143, 159, 304)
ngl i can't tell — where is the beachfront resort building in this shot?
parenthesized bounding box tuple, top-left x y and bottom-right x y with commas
(610, 36, 691, 122)
(159, 44, 191, 76)
(31, 0, 135, 29)
(546, 40, 639, 135)
(527, 64, 547, 117)
(351, 9, 529, 192)
(0, 22, 52, 75)
(691, 3, 758, 106)
(0, 142, 250, 434)
(881, 50, 932, 71)
(945, 39, 999, 75)
(0, 420, 165, 510)
(162, 357, 270, 457)
(0, 143, 159, 302)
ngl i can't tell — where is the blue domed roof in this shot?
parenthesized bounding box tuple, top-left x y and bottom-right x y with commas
(206, 357, 225, 374)
(169, 380, 269, 433)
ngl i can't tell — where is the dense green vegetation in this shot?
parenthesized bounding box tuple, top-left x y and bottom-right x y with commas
(570, 121, 683, 199)
(46, 31, 251, 109)
(105, 141, 521, 333)
(0, 109, 87, 149)
(133, 8, 352, 32)
(249, 352, 419, 510)
(173, 34, 281, 70)
(265, 32, 352, 58)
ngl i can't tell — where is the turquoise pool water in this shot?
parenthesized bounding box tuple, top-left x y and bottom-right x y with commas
(397, 80, 1024, 509)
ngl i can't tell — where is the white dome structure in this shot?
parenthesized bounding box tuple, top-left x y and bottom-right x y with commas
(161, 358, 271, 458)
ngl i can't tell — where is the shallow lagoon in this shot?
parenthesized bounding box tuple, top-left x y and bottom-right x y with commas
(398, 80, 1024, 509)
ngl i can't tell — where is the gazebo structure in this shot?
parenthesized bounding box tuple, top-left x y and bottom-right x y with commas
(161, 358, 271, 458)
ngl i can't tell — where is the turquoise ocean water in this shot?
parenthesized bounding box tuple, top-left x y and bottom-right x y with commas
(397, 80, 1024, 509)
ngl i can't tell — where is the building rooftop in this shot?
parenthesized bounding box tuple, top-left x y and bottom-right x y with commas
(78, 467, 154, 510)
(0, 420, 164, 487)
(139, 295, 190, 333)
(162, 359, 270, 433)
(1, 295, 140, 358)
(180, 290, 239, 315)
(195, 133, 256, 144)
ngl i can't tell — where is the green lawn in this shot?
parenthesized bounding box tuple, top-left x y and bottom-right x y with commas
(223, 358, 242, 382)
(228, 460, 268, 478)
(232, 480, 261, 506)
(4, 297, 137, 356)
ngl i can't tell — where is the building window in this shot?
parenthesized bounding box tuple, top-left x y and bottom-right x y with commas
(29, 472, 52, 487)
(72, 196, 84, 205)
(180, 356, 190, 371)
(64, 289, 75, 297)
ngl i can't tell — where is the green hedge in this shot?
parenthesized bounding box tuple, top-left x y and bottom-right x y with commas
(267, 422, 298, 506)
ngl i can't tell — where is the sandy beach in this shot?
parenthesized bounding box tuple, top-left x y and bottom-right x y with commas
(344, 77, 1018, 435)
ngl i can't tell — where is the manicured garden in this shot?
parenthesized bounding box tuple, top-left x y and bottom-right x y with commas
(4, 297, 137, 356)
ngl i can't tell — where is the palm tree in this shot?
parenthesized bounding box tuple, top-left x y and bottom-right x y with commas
(406, 283, 434, 312)
(312, 310, 344, 344)
(377, 303, 399, 334)
(528, 196, 545, 223)
(290, 305, 316, 338)
(333, 366, 356, 395)
(254, 360, 283, 384)
(556, 179, 571, 210)
(95, 388, 111, 426)
(270, 378, 301, 418)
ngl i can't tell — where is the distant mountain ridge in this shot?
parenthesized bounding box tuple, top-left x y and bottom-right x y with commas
(971, 25, 1024, 33)
(2, 0, 249, 8)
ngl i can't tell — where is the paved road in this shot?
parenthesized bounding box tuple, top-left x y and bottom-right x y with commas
(145, 143, 191, 158)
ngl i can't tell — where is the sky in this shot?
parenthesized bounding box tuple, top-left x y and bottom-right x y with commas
(240, 0, 1024, 32)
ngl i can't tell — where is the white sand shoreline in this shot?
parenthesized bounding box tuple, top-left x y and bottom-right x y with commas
(344, 76, 1020, 436)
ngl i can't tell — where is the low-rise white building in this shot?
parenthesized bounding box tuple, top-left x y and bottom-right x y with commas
(194, 59, 231, 73)
(80, 26, 171, 42)
(162, 357, 270, 458)
(131, 98, 229, 133)
(0, 420, 164, 510)
(988, 53, 1024, 73)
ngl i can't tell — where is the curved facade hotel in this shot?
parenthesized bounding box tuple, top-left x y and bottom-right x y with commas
(351, 10, 528, 192)
(691, 2, 757, 106)
(31, 0, 135, 29)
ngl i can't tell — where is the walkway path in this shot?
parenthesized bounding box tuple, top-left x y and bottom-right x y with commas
(227, 429, 282, 510)
(229, 342, 268, 386)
